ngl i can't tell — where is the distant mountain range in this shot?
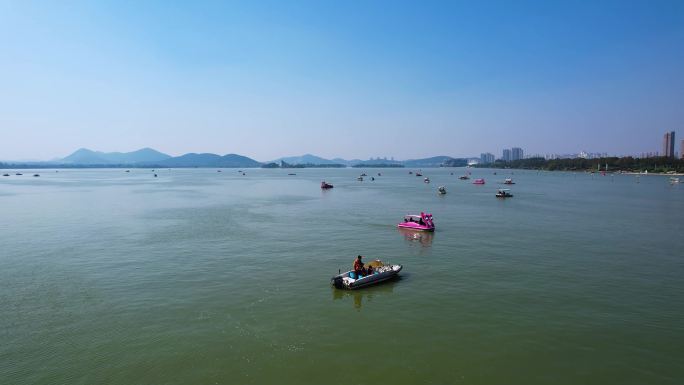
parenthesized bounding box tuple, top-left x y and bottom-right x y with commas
(404, 156, 463, 168)
(157, 153, 262, 168)
(271, 154, 340, 165)
(0, 148, 471, 168)
(61, 148, 171, 164)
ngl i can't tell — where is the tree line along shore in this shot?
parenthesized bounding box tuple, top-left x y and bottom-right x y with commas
(474, 156, 684, 174)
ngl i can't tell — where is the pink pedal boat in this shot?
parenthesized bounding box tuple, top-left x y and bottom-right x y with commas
(473, 178, 485, 185)
(397, 212, 435, 232)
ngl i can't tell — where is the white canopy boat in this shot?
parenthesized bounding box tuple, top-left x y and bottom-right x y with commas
(496, 188, 513, 198)
(331, 260, 402, 290)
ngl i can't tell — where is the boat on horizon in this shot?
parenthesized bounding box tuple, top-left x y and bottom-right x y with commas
(321, 181, 334, 189)
(503, 178, 515, 184)
(459, 175, 470, 180)
(473, 178, 485, 184)
(437, 186, 446, 194)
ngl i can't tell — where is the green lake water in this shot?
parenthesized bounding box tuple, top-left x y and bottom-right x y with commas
(1, 168, 682, 384)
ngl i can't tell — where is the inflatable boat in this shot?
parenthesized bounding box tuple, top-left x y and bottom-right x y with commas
(331, 261, 402, 290)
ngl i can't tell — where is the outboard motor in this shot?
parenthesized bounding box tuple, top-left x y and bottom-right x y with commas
(331, 276, 345, 289)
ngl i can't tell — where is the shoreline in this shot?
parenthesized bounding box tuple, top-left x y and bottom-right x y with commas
(621, 172, 684, 176)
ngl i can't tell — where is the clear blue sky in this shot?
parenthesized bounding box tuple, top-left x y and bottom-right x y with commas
(1, 0, 683, 161)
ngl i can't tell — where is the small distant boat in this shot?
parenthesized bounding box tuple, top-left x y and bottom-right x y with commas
(153, 174, 158, 177)
(473, 178, 485, 184)
(242, 173, 246, 176)
(238, 170, 242, 173)
(397, 212, 435, 232)
(458, 175, 470, 180)
(424, 177, 430, 183)
(2, 173, 9, 177)
(409, 171, 413, 175)
(503, 178, 515, 185)
(331, 260, 403, 290)
(15, 173, 22, 176)
(33, 174, 40, 177)
(288, 173, 296, 175)
(125, 170, 130, 173)
(357, 176, 363, 181)
(371, 177, 375, 181)
(437, 186, 447, 195)
(415, 172, 423, 177)
(377, 173, 382, 176)
(360, 173, 367, 177)
(496, 188, 513, 198)
(321, 181, 334, 189)
(670, 177, 680, 184)
(217, 170, 222, 172)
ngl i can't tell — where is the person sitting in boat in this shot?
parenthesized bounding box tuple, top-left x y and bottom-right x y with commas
(353, 255, 365, 277)
(418, 217, 425, 226)
(366, 265, 374, 275)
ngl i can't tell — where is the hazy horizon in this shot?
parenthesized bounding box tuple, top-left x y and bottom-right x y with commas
(0, 146, 477, 163)
(2, 1, 683, 161)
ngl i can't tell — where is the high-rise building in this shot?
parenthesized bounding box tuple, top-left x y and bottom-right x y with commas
(502, 149, 511, 162)
(681, 140, 684, 159)
(663, 131, 675, 158)
(480, 153, 495, 164)
(511, 147, 524, 161)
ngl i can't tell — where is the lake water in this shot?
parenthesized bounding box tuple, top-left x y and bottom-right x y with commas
(1, 168, 682, 385)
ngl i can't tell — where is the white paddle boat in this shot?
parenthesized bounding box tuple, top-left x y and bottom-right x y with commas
(331, 260, 402, 290)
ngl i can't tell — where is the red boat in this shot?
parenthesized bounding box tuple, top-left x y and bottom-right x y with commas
(321, 181, 334, 189)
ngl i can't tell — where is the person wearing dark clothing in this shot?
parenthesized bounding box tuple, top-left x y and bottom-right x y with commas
(353, 255, 366, 277)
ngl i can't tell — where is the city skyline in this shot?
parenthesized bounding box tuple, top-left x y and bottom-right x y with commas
(1, 1, 683, 160)
(2, 133, 681, 163)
